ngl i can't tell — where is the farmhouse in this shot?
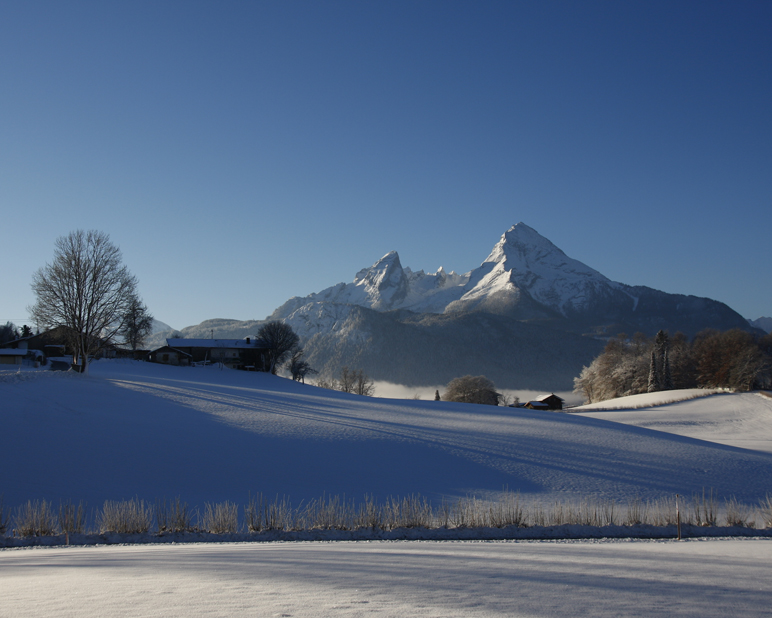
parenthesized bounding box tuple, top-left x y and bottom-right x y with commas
(149, 337, 269, 371)
(524, 394, 565, 411)
(0, 326, 119, 361)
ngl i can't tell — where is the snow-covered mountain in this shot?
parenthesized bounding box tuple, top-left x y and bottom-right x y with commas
(150, 319, 174, 334)
(272, 223, 601, 320)
(272, 223, 750, 340)
(159, 223, 754, 390)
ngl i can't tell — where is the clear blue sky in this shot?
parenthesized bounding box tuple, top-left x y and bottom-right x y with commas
(2, 0, 770, 329)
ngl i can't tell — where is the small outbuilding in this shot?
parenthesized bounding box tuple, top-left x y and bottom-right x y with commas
(537, 393, 565, 410)
(146, 346, 194, 366)
(524, 400, 551, 411)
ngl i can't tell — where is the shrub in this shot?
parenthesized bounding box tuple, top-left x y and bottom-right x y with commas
(692, 489, 718, 526)
(759, 494, 772, 528)
(58, 500, 86, 534)
(14, 500, 57, 537)
(0, 496, 9, 535)
(99, 498, 153, 534)
(246, 493, 296, 532)
(724, 497, 755, 528)
(200, 502, 239, 534)
(624, 496, 648, 526)
(156, 497, 193, 533)
(386, 494, 433, 529)
(301, 494, 355, 530)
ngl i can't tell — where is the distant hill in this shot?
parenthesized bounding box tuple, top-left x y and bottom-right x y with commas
(151, 319, 174, 334)
(749, 317, 772, 334)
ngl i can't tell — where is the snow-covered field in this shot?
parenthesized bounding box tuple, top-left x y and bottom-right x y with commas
(3, 361, 772, 509)
(575, 389, 772, 454)
(3, 538, 771, 617)
(3, 362, 772, 616)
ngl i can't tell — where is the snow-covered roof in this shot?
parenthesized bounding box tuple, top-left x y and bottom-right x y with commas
(0, 349, 26, 356)
(166, 338, 259, 349)
(537, 393, 564, 402)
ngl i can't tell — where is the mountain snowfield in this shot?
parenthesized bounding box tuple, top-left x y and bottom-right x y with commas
(3, 361, 772, 617)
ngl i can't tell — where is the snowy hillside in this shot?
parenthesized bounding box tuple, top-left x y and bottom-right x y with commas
(3, 361, 772, 512)
(576, 390, 772, 454)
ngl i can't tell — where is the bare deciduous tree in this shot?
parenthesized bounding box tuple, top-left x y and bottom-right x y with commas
(315, 366, 375, 396)
(338, 366, 375, 396)
(287, 346, 316, 383)
(29, 230, 139, 373)
(257, 321, 299, 374)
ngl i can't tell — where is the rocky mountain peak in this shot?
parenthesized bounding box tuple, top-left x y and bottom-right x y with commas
(352, 251, 409, 309)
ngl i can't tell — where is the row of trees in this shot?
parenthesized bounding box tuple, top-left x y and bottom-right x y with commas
(574, 329, 772, 403)
(0, 323, 35, 345)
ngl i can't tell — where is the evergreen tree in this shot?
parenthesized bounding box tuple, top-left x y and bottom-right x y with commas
(434, 389, 440, 401)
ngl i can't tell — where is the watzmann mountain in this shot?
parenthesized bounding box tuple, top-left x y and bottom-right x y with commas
(152, 224, 755, 390)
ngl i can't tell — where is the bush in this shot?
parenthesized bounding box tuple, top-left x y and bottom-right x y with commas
(246, 493, 297, 532)
(200, 501, 239, 534)
(760, 494, 772, 529)
(14, 500, 57, 537)
(99, 498, 153, 534)
(58, 500, 86, 534)
(0, 496, 9, 535)
(156, 497, 193, 533)
(725, 497, 755, 528)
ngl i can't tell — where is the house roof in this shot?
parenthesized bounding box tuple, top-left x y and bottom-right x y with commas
(537, 393, 565, 402)
(150, 345, 193, 357)
(166, 338, 261, 349)
(525, 401, 551, 409)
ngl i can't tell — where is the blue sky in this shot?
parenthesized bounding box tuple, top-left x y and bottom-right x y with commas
(1, 0, 770, 329)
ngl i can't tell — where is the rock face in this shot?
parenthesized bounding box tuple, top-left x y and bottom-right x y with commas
(153, 224, 755, 390)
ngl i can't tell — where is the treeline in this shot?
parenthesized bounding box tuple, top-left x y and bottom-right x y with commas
(574, 329, 772, 404)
